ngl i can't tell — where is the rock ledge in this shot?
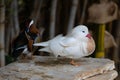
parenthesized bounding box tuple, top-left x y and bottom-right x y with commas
(0, 56, 118, 80)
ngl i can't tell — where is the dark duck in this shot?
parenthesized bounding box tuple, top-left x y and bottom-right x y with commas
(12, 19, 40, 60)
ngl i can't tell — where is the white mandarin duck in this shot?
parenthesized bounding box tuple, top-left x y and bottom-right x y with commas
(33, 25, 95, 66)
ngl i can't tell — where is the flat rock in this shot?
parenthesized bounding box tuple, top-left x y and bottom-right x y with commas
(85, 70, 117, 80)
(0, 56, 118, 80)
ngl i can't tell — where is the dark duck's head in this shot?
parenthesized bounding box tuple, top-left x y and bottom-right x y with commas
(23, 19, 40, 40)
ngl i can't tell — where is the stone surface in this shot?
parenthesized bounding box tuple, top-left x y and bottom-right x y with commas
(0, 56, 118, 80)
(85, 70, 118, 80)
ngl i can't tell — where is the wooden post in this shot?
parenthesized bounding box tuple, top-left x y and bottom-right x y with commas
(95, 24, 105, 58)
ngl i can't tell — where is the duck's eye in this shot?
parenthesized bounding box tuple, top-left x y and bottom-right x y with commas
(82, 31, 85, 33)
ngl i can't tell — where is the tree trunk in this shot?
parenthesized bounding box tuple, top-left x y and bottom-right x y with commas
(113, 20, 120, 61)
(67, 0, 78, 33)
(5, 0, 19, 55)
(0, 0, 5, 67)
(30, 0, 43, 26)
(50, 0, 58, 39)
(12, 0, 19, 35)
(79, 0, 88, 24)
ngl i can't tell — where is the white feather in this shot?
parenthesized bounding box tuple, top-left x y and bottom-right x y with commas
(22, 48, 29, 54)
(33, 41, 49, 46)
(29, 20, 34, 28)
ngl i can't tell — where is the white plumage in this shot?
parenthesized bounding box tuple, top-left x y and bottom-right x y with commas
(33, 25, 95, 59)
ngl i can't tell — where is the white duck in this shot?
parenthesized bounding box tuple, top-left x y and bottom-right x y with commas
(33, 25, 95, 66)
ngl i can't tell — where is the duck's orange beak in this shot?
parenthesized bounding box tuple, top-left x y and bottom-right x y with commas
(86, 33, 91, 39)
